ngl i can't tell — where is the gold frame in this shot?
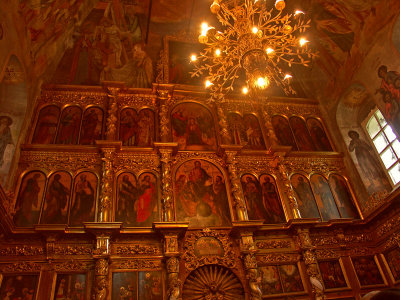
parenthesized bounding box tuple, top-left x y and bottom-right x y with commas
(258, 261, 308, 298)
(317, 258, 351, 292)
(350, 255, 388, 289)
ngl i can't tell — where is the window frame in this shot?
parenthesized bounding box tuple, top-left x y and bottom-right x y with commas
(362, 108, 400, 187)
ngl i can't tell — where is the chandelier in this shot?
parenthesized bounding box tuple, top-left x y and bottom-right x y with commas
(190, 0, 317, 98)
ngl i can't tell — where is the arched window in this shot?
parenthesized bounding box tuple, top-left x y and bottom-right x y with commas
(365, 109, 400, 185)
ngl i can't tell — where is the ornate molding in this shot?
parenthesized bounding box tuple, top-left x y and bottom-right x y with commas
(236, 156, 276, 175)
(257, 253, 300, 264)
(54, 245, 93, 255)
(114, 244, 161, 255)
(54, 260, 93, 272)
(256, 240, 291, 250)
(118, 94, 156, 109)
(0, 246, 44, 256)
(39, 90, 107, 107)
(173, 152, 226, 168)
(282, 157, 344, 175)
(376, 213, 400, 237)
(363, 191, 389, 213)
(315, 249, 340, 260)
(114, 153, 160, 172)
(263, 103, 321, 118)
(0, 261, 42, 273)
(115, 259, 162, 270)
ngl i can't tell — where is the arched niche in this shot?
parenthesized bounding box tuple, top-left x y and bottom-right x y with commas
(0, 55, 27, 187)
(336, 83, 392, 196)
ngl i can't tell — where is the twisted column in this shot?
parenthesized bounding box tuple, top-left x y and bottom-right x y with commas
(154, 84, 174, 142)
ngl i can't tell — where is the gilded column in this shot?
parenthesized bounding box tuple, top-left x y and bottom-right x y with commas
(102, 82, 123, 141)
(240, 233, 262, 300)
(223, 146, 248, 221)
(274, 154, 301, 219)
(154, 84, 174, 142)
(297, 228, 325, 300)
(154, 143, 177, 222)
(93, 257, 108, 300)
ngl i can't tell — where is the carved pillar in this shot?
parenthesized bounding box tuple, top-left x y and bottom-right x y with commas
(85, 224, 121, 300)
(96, 142, 121, 222)
(154, 223, 188, 300)
(223, 146, 248, 221)
(102, 82, 124, 141)
(154, 84, 174, 143)
(297, 228, 325, 300)
(155, 143, 177, 222)
(274, 153, 301, 219)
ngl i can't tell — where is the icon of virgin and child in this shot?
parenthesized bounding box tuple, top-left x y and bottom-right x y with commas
(175, 160, 231, 227)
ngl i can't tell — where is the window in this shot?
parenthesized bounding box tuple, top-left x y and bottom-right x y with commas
(366, 109, 400, 185)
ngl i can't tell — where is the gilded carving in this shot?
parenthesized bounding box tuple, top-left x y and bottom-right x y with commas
(235, 156, 276, 175)
(182, 230, 236, 270)
(315, 249, 340, 260)
(0, 245, 44, 256)
(95, 258, 109, 276)
(114, 153, 160, 173)
(364, 191, 390, 213)
(54, 260, 93, 272)
(99, 149, 115, 220)
(166, 257, 179, 273)
(257, 253, 300, 264)
(115, 244, 160, 255)
(282, 157, 344, 175)
(39, 90, 107, 107)
(262, 103, 321, 118)
(118, 94, 156, 110)
(159, 149, 174, 222)
(54, 245, 93, 255)
(256, 240, 291, 250)
(115, 259, 162, 270)
(0, 261, 42, 273)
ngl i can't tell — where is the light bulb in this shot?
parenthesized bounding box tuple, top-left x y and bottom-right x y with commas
(294, 10, 305, 16)
(242, 87, 249, 94)
(201, 22, 209, 36)
(205, 80, 213, 88)
(252, 27, 258, 34)
(299, 37, 309, 47)
(190, 54, 197, 62)
(284, 74, 292, 80)
(275, 0, 285, 10)
(266, 48, 275, 55)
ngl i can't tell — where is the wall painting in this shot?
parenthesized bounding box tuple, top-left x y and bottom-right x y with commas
(0, 275, 39, 299)
(14, 171, 46, 227)
(175, 159, 231, 227)
(259, 264, 304, 296)
(116, 172, 159, 227)
(41, 171, 72, 224)
(318, 260, 348, 290)
(69, 172, 97, 226)
(171, 103, 217, 151)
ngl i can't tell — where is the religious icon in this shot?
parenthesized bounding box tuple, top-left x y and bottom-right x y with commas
(241, 174, 264, 220)
(329, 174, 358, 219)
(352, 256, 385, 287)
(194, 237, 224, 257)
(291, 174, 321, 219)
(227, 113, 266, 149)
(318, 260, 347, 290)
(289, 116, 315, 151)
(55, 106, 82, 144)
(54, 274, 86, 300)
(136, 109, 155, 147)
(259, 266, 283, 295)
(41, 171, 71, 224)
(385, 248, 400, 282)
(171, 103, 217, 150)
(175, 159, 231, 227)
(260, 174, 286, 223)
(120, 108, 138, 146)
(116, 172, 138, 225)
(32, 105, 60, 144)
(271, 115, 297, 150)
(278, 264, 304, 293)
(0, 275, 39, 299)
(112, 271, 163, 300)
(310, 174, 341, 221)
(79, 107, 103, 145)
(14, 171, 46, 227)
(0, 115, 14, 166)
(136, 173, 158, 227)
(306, 118, 333, 151)
(69, 172, 97, 226)
(227, 113, 246, 145)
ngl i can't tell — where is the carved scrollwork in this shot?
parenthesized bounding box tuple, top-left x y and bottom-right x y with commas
(54, 245, 93, 255)
(95, 258, 109, 276)
(235, 156, 276, 175)
(114, 153, 160, 173)
(115, 259, 162, 270)
(39, 90, 107, 107)
(0, 261, 42, 273)
(118, 94, 156, 110)
(283, 157, 344, 175)
(257, 253, 300, 264)
(114, 244, 161, 255)
(363, 191, 389, 213)
(256, 240, 291, 250)
(54, 260, 93, 272)
(182, 229, 236, 271)
(19, 151, 102, 171)
(173, 152, 226, 168)
(166, 257, 179, 273)
(377, 213, 400, 237)
(315, 249, 340, 260)
(0, 245, 44, 256)
(262, 103, 321, 118)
